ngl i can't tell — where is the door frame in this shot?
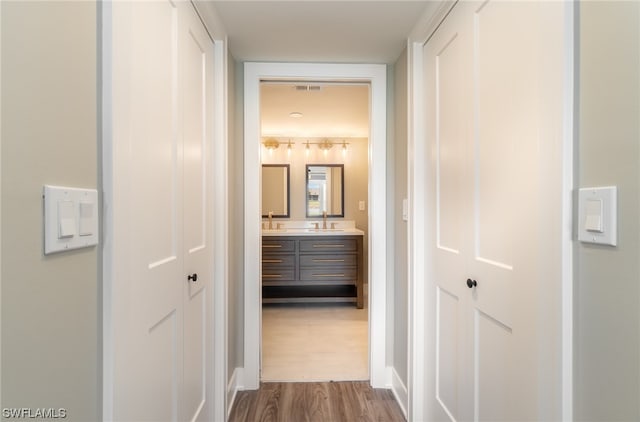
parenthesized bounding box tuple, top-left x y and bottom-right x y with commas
(243, 62, 388, 389)
(406, 1, 575, 420)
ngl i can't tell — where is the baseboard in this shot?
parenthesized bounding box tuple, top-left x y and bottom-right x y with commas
(227, 367, 243, 418)
(389, 367, 408, 419)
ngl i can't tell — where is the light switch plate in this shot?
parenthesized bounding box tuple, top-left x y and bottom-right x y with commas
(44, 185, 99, 254)
(578, 186, 617, 246)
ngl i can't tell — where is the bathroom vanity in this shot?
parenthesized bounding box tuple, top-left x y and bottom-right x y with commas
(261, 228, 364, 308)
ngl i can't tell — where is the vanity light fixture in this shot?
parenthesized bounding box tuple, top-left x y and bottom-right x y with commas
(342, 140, 348, 157)
(305, 140, 311, 156)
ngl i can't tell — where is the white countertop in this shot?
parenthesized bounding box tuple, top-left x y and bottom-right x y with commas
(261, 227, 364, 237)
(261, 220, 364, 236)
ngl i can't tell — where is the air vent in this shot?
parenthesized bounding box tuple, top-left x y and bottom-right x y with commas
(295, 85, 321, 91)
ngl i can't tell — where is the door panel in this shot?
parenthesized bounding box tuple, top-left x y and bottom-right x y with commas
(181, 5, 213, 422)
(436, 287, 461, 421)
(475, 310, 513, 422)
(425, 5, 471, 420)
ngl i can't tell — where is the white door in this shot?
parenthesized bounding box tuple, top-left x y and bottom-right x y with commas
(424, 1, 564, 420)
(181, 5, 214, 421)
(109, 2, 213, 421)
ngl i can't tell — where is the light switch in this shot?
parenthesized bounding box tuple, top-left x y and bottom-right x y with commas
(578, 186, 617, 246)
(58, 200, 76, 238)
(44, 185, 99, 254)
(79, 202, 94, 236)
(359, 201, 365, 211)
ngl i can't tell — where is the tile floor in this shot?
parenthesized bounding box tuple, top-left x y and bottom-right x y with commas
(261, 300, 368, 382)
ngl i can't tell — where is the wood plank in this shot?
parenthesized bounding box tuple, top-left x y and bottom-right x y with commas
(228, 382, 406, 422)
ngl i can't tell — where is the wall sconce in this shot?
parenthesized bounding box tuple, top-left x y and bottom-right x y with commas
(317, 139, 333, 151)
(263, 138, 280, 150)
(286, 139, 294, 156)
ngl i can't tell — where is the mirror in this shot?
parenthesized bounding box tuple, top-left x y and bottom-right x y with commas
(306, 164, 344, 218)
(262, 164, 290, 218)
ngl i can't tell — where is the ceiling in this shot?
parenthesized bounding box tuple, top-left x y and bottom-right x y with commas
(260, 82, 370, 138)
(210, 1, 433, 63)
(208, 1, 435, 138)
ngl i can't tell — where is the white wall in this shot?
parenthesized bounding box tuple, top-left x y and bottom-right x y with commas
(576, 2, 640, 420)
(1, 2, 99, 419)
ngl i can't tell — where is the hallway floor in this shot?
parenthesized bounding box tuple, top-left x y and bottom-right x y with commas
(261, 301, 368, 381)
(228, 381, 406, 422)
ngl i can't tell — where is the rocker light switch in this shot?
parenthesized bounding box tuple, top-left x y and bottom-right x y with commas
(79, 202, 94, 236)
(578, 186, 617, 246)
(584, 199, 603, 233)
(57, 200, 76, 238)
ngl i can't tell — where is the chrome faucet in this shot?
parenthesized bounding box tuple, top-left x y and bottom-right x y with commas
(322, 210, 327, 229)
(268, 211, 273, 230)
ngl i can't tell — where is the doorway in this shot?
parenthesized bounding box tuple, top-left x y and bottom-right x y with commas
(259, 81, 370, 381)
(243, 63, 388, 389)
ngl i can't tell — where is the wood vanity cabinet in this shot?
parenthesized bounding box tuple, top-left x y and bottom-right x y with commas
(261, 235, 364, 308)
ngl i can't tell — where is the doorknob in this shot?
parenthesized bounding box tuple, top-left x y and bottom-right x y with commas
(466, 278, 477, 288)
(188, 273, 198, 282)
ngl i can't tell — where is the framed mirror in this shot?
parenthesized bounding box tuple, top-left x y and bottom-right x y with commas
(306, 164, 344, 218)
(262, 164, 290, 218)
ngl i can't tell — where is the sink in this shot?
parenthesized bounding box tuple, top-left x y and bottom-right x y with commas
(262, 229, 287, 233)
(305, 228, 344, 232)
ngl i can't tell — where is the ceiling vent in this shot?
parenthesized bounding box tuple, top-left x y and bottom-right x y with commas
(295, 85, 321, 91)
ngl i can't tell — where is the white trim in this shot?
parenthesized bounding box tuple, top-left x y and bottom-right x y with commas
(561, 1, 575, 420)
(243, 62, 388, 389)
(390, 367, 409, 420)
(100, 1, 114, 419)
(226, 367, 243, 419)
(0, 0, 4, 408)
(407, 39, 428, 422)
(212, 37, 229, 422)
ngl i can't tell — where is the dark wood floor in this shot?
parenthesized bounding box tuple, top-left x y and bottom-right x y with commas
(228, 381, 406, 422)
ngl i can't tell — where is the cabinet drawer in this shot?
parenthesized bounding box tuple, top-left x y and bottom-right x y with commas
(299, 254, 356, 268)
(299, 238, 356, 252)
(262, 269, 295, 282)
(300, 268, 357, 283)
(262, 255, 295, 268)
(262, 240, 295, 252)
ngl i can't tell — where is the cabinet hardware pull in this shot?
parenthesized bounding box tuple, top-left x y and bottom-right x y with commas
(188, 273, 198, 282)
(262, 259, 283, 263)
(263, 274, 283, 278)
(313, 244, 344, 248)
(312, 274, 345, 277)
(312, 259, 345, 262)
(263, 245, 283, 248)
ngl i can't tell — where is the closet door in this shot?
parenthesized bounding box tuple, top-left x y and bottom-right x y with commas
(109, 2, 213, 421)
(424, 1, 563, 420)
(424, 4, 473, 421)
(180, 5, 214, 422)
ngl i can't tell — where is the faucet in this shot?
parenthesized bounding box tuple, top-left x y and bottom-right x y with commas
(268, 211, 273, 230)
(322, 210, 327, 230)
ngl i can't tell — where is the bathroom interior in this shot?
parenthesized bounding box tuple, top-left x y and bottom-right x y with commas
(259, 81, 370, 381)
